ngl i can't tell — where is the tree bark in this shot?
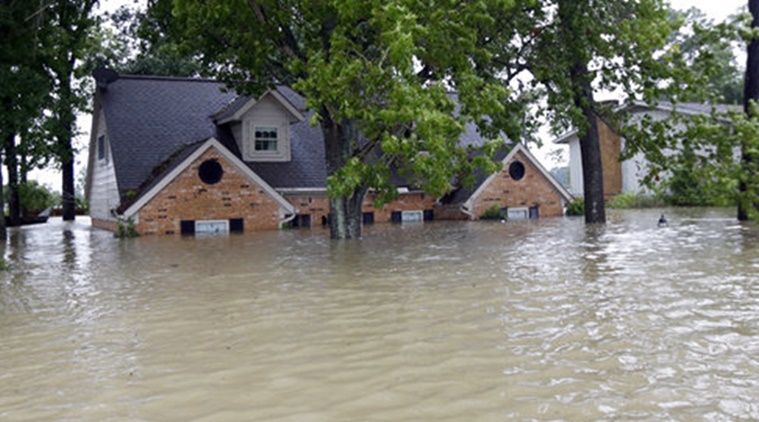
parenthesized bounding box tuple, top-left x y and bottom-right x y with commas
(4, 133, 20, 226)
(558, 0, 606, 224)
(59, 72, 76, 222)
(739, 0, 759, 221)
(572, 62, 607, 224)
(321, 109, 366, 239)
(61, 139, 76, 221)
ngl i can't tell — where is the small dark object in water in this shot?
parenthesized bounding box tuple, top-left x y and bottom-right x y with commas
(658, 214, 668, 227)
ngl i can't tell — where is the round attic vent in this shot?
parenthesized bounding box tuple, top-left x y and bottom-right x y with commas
(198, 159, 223, 185)
(509, 161, 525, 181)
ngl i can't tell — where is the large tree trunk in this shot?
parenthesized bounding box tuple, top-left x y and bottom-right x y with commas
(739, 0, 759, 221)
(4, 133, 20, 227)
(572, 62, 606, 224)
(59, 72, 76, 222)
(321, 109, 366, 239)
(61, 139, 76, 221)
(559, 0, 606, 224)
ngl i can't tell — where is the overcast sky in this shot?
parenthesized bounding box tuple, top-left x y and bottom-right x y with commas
(28, 0, 753, 188)
(670, 0, 746, 21)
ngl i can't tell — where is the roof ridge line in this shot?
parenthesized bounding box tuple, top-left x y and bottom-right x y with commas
(118, 74, 222, 83)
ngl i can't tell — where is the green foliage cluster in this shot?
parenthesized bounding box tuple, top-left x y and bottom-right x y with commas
(17, 181, 56, 214)
(480, 204, 503, 220)
(75, 196, 89, 214)
(3, 181, 56, 215)
(664, 166, 737, 207)
(565, 198, 585, 216)
(104, 4, 200, 77)
(5, 0, 757, 238)
(1, 0, 102, 233)
(163, 0, 532, 237)
(606, 192, 666, 209)
(117, 218, 139, 239)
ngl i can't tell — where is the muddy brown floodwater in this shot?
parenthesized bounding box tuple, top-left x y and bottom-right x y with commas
(1, 208, 759, 421)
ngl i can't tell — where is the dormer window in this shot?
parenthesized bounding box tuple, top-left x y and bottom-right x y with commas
(217, 90, 305, 163)
(254, 127, 278, 151)
(242, 120, 290, 162)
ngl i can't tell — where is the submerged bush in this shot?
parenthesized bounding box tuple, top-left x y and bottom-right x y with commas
(480, 204, 503, 220)
(607, 192, 665, 209)
(3, 181, 56, 215)
(565, 197, 584, 216)
(117, 217, 139, 238)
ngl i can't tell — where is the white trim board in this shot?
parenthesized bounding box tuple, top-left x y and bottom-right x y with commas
(122, 137, 296, 218)
(217, 90, 305, 124)
(463, 143, 573, 211)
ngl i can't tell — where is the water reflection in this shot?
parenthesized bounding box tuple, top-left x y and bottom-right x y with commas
(1, 210, 759, 421)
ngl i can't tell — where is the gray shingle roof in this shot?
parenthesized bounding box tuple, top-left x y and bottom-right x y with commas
(99, 75, 322, 195)
(98, 73, 498, 198)
(248, 111, 327, 188)
(100, 75, 237, 195)
(440, 147, 511, 205)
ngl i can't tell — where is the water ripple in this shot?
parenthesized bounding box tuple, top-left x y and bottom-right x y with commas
(2, 210, 759, 420)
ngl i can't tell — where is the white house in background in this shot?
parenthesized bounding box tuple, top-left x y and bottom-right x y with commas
(552, 101, 732, 198)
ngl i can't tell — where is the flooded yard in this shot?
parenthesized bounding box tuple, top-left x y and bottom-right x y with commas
(1, 208, 759, 421)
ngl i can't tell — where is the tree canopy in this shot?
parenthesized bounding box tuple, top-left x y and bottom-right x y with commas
(160, 0, 530, 238)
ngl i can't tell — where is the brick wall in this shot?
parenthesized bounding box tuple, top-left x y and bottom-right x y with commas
(136, 149, 283, 235)
(284, 191, 439, 226)
(284, 194, 330, 225)
(470, 150, 565, 218)
(433, 204, 470, 220)
(364, 192, 437, 223)
(114, 148, 564, 236)
(91, 218, 119, 233)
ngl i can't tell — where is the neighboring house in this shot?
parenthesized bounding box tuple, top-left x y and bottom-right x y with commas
(553, 101, 732, 198)
(85, 69, 572, 236)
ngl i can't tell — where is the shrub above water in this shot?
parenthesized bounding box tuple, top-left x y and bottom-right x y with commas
(565, 197, 584, 216)
(606, 192, 665, 209)
(480, 204, 503, 220)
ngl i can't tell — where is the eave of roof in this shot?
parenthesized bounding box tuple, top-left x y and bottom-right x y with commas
(121, 137, 296, 217)
(213, 89, 305, 124)
(100, 74, 238, 195)
(460, 143, 572, 210)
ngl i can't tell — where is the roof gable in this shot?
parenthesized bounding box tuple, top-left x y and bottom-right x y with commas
(461, 143, 573, 208)
(123, 137, 295, 217)
(214, 89, 305, 124)
(99, 75, 238, 195)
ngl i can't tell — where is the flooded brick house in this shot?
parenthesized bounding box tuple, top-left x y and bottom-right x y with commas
(85, 69, 572, 236)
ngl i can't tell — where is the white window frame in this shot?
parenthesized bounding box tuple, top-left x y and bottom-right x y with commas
(254, 126, 279, 152)
(401, 210, 423, 223)
(243, 121, 290, 162)
(507, 207, 529, 221)
(195, 219, 229, 235)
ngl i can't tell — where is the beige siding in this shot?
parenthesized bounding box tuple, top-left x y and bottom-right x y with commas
(88, 108, 120, 223)
(241, 94, 292, 162)
(231, 122, 243, 154)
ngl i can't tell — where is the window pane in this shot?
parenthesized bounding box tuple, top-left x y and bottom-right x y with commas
(195, 220, 229, 234)
(254, 126, 278, 151)
(401, 210, 423, 223)
(98, 136, 106, 160)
